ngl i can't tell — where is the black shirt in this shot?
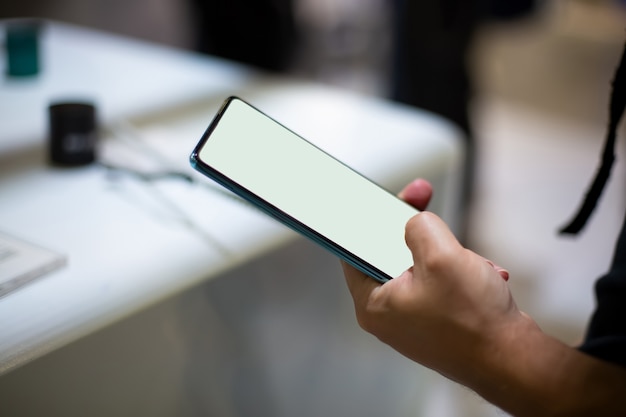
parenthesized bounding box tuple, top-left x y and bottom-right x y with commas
(579, 208, 626, 367)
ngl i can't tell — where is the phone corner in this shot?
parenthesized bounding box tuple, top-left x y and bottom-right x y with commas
(189, 151, 200, 169)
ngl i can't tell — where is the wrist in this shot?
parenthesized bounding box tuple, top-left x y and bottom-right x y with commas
(456, 311, 569, 416)
(474, 312, 555, 414)
(463, 311, 626, 417)
(461, 311, 541, 400)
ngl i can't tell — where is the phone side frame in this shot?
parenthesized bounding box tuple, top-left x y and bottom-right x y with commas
(189, 97, 392, 283)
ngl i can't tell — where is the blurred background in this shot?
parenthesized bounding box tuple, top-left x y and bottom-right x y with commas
(2, 0, 626, 415)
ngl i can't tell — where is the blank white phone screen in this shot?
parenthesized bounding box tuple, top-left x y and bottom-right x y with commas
(198, 98, 418, 279)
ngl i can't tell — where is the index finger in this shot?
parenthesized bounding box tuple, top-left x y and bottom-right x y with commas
(398, 179, 433, 211)
(341, 261, 382, 304)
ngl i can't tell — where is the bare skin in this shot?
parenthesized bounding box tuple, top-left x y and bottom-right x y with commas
(343, 178, 626, 416)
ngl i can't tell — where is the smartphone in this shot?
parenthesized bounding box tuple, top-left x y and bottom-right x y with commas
(189, 97, 418, 283)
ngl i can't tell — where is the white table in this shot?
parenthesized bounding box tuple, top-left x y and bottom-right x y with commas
(0, 21, 464, 416)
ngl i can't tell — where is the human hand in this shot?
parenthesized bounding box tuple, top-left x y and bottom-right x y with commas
(342, 179, 518, 386)
(344, 180, 626, 416)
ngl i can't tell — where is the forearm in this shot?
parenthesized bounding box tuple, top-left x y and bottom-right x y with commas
(466, 313, 626, 417)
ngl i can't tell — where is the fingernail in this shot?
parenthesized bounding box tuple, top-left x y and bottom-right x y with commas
(499, 269, 510, 281)
(485, 259, 509, 281)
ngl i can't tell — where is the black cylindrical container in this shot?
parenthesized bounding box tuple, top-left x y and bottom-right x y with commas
(48, 102, 98, 166)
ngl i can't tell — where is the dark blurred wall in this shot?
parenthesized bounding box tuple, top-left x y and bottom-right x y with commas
(0, 0, 193, 48)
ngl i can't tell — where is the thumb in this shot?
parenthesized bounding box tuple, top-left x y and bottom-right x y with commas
(405, 212, 510, 282)
(404, 212, 462, 266)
